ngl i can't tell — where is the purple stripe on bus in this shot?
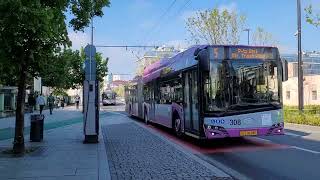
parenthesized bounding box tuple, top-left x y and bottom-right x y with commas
(155, 114, 172, 128)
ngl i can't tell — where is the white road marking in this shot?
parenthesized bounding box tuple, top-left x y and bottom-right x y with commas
(285, 132, 301, 137)
(291, 146, 320, 154)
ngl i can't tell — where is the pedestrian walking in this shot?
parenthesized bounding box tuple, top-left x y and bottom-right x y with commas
(61, 97, 65, 109)
(48, 93, 55, 115)
(75, 95, 80, 109)
(36, 94, 46, 114)
(28, 93, 36, 113)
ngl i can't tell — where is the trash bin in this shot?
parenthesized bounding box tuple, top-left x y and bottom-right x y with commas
(30, 114, 44, 142)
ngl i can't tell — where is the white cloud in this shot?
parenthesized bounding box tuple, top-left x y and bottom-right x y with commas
(68, 31, 90, 50)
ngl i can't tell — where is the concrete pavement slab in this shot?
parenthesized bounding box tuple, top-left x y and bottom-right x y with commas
(0, 112, 110, 180)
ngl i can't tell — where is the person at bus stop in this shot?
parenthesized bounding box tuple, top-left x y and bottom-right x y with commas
(75, 95, 80, 109)
(36, 94, 46, 114)
(47, 93, 55, 115)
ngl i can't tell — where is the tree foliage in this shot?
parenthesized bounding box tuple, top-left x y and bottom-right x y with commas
(251, 27, 277, 46)
(136, 57, 159, 76)
(41, 48, 108, 90)
(186, 8, 246, 45)
(114, 85, 125, 97)
(0, 0, 110, 154)
(305, 5, 320, 27)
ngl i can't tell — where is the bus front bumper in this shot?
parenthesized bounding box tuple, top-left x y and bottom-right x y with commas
(203, 123, 284, 139)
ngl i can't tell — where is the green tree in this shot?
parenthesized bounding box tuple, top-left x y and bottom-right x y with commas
(305, 5, 320, 27)
(41, 49, 82, 90)
(0, 0, 110, 154)
(252, 27, 277, 46)
(114, 85, 125, 97)
(41, 48, 108, 95)
(186, 8, 246, 45)
(80, 48, 108, 84)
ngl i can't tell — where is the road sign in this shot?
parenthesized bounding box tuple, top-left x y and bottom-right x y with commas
(84, 44, 96, 58)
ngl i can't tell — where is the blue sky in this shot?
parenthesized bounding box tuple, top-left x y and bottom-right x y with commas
(67, 0, 320, 76)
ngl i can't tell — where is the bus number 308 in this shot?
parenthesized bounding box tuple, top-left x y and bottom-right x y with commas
(230, 119, 241, 125)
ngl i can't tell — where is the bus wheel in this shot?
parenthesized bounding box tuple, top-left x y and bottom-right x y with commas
(144, 110, 148, 125)
(174, 118, 182, 137)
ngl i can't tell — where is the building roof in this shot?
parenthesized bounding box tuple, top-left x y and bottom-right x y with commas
(111, 80, 128, 86)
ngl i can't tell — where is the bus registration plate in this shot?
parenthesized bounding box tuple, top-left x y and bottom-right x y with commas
(240, 130, 257, 136)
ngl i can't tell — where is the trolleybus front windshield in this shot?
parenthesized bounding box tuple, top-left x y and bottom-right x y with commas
(203, 59, 281, 113)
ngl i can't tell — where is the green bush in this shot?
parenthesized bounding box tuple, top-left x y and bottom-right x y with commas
(284, 105, 320, 115)
(284, 108, 320, 126)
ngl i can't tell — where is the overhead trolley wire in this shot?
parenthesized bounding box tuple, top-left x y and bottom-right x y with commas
(141, 0, 178, 44)
(147, 0, 192, 47)
(145, 0, 192, 47)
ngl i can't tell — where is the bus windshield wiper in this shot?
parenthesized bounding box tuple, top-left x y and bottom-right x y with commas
(220, 102, 280, 116)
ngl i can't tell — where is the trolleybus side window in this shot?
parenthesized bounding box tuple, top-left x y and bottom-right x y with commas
(159, 79, 182, 104)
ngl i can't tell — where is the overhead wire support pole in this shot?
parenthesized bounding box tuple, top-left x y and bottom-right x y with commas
(89, 0, 94, 81)
(89, 15, 93, 81)
(297, 0, 303, 112)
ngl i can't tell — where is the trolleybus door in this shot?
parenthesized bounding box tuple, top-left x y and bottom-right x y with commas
(149, 82, 156, 121)
(184, 70, 200, 133)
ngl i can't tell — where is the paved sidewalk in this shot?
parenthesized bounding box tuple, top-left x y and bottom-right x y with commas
(0, 106, 82, 129)
(102, 112, 231, 180)
(285, 122, 320, 140)
(0, 106, 85, 141)
(0, 119, 110, 180)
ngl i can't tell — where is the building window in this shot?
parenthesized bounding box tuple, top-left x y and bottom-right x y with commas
(312, 91, 317, 100)
(286, 91, 290, 100)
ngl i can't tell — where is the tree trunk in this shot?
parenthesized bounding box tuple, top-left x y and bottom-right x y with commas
(13, 66, 27, 154)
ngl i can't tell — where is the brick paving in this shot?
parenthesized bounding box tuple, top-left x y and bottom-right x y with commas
(102, 113, 231, 180)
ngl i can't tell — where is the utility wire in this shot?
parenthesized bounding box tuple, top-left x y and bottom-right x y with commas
(141, 0, 177, 44)
(147, 0, 192, 47)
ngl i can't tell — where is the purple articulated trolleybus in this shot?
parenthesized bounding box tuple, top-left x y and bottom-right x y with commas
(125, 45, 288, 139)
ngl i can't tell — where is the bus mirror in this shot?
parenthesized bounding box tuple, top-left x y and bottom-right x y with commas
(282, 59, 288, 81)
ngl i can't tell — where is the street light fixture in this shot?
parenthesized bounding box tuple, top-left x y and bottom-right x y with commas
(243, 28, 250, 45)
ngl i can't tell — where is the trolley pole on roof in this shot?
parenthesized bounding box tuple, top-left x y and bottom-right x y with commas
(243, 28, 250, 45)
(297, 0, 304, 112)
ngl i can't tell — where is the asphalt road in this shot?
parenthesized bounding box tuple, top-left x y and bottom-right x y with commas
(101, 104, 320, 180)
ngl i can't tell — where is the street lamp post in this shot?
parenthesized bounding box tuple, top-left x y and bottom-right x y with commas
(243, 28, 250, 45)
(297, 0, 304, 112)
